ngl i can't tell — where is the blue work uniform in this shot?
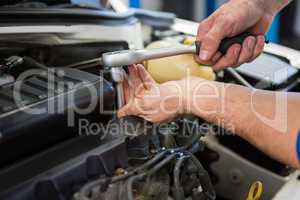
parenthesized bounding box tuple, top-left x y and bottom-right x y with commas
(297, 133, 300, 161)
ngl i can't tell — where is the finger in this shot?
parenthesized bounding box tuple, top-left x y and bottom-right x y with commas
(136, 64, 156, 89)
(122, 80, 131, 104)
(212, 44, 242, 71)
(212, 52, 222, 63)
(138, 114, 165, 123)
(194, 51, 222, 66)
(128, 65, 142, 88)
(236, 36, 256, 66)
(137, 114, 151, 122)
(197, 17, 214, 41)
(118, 104, 131, 118)
(118, 98, 142, 118)
(199, 16, 234, 61)
(249, 35, 265, 62)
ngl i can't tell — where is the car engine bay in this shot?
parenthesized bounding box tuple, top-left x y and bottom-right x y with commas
(0, 2, 300, 200)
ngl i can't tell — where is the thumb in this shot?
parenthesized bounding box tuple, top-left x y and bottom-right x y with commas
(199, 17, 233, 61)
(117, 105, 130, 118)
(136, 64, 155, 90)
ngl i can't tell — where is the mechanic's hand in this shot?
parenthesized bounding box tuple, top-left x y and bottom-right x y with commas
(118, 64, 227, 123)
(196, 0, 275, 71)
(118, 64, 187, 123)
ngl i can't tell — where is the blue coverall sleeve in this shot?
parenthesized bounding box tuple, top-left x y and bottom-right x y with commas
(297, 132, 300, 161)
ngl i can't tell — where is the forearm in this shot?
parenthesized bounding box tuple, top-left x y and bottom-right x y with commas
(260, 0, 291, 14)
(223, 84, 300, 168)
(187, 80, 300, 168)
(232, 0, 291, 15)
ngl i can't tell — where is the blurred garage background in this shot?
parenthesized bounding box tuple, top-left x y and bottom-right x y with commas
(116, 0, 300, 50)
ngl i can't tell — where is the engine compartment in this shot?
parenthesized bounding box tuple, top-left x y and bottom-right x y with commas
(0, 13, 300, 200)
(0, 38, 216, 200)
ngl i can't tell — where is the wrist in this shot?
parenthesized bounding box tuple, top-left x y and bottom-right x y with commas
(234, 0, 286, 15)
(180, 77, 223, 120)
(178, 77, 203, 114)
(178, 77, 196, 114)
(259, 0, 290, 15)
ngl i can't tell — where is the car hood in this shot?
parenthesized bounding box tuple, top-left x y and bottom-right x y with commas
(0, 0, 104, 8)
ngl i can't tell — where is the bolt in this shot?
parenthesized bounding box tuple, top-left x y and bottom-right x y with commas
(229, 168, 244, 185)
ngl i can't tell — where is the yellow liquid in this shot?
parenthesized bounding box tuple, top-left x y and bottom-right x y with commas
(145, 41, 216, 83)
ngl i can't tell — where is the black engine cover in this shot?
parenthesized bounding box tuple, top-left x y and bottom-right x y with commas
(0, 68, 115, 169)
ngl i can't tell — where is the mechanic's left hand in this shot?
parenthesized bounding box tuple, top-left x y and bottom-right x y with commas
(118, 64, 186, 123)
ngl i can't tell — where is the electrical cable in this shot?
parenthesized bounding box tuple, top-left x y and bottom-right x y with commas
(173, 155, 190, 200)
(126, 173, 145, 200)
(172, 121, 203, 152)
(78, 178, 107, 200)
(146, 153, 177, 176)
(126, 153, 177, 200)
(184, 151, 216, 200)
(23, 56, 49, 70)
(78, 150, 169, 200)
(226, 68, 253, 88)
(78, 120, 208, 200)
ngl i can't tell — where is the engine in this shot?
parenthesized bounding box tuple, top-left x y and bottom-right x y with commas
(0, 7, 299, 200)
(0, 34, 217, 200)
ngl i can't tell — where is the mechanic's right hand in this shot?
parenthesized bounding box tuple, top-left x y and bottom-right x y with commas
(118, 64, 186, 123)
(117, 65, 223, 123)
(196, 0, 276, 71)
